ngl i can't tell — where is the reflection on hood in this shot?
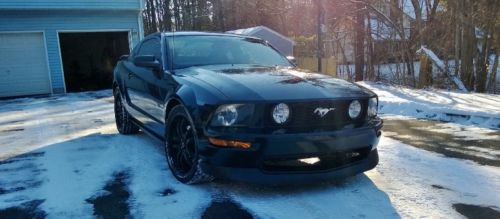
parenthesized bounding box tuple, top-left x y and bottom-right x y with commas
(177, 65, 374, 101)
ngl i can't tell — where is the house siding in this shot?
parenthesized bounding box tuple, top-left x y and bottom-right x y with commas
(0, 0, 142, 10)
(0, 7, 142, 94)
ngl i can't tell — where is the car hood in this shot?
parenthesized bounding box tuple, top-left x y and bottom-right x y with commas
(177, 65, 374, 101)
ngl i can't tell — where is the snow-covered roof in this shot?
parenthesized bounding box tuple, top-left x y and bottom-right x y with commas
(227, 26, 261, 36)
(226, 26, 295, 44)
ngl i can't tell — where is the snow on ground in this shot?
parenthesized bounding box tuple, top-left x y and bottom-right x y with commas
(384, 116, 500, 142)
(0, 91, 212, 218)
(382, 118, 500, 167)
(411, 122, 500, 141)
(223, 132, 500, 218)
(0, 90, 499, 218)
(358, 81, 500, 129)
(372, 137, 500, 218)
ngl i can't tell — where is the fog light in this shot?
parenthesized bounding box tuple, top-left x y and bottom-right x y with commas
(298, 157, 320, 165)
(349, 100, 362, 119)
(208, 138, 251, 149)
(272, 103, 290, 124)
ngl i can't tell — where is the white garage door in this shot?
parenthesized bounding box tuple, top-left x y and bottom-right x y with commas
(0, 32, 51, 98)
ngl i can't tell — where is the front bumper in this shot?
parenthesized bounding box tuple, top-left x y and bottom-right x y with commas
(198, 119, 382, 184)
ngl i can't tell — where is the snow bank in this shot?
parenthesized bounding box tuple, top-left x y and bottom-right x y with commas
(358, 81, 500, 129)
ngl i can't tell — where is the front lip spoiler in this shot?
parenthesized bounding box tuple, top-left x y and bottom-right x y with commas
(202, 149, 379, 185)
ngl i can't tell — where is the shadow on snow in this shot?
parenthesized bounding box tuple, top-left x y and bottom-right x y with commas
(0, 132, 400, 218)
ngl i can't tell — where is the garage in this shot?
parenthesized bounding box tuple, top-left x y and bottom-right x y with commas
(59, 31, 130, 92)
(0, 32, 51, 98)
(0, 0, 143, 98)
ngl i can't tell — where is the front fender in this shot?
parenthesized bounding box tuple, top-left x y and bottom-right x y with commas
(165, 75, 228, 135)
(165, 84, 212, 130)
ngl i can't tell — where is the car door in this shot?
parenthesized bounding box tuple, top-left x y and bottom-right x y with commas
(123, 38, 161, 124)
(127, 37, 175, 137)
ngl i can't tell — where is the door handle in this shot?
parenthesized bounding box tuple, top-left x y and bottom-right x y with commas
(128, 73, 134, 79)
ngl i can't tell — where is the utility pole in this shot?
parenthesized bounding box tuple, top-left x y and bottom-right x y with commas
(316, 0, 324, 73)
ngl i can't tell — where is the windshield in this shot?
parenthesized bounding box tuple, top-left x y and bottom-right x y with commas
(167, 35, 291, 69)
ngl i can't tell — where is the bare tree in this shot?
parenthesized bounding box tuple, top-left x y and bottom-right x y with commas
(354, 1, 365, 81)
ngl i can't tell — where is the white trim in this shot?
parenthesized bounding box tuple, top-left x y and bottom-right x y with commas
(57, 29, 132, 33)
(128, 31, 134, 53)
(138, 10, 145, 41)
(55, 32, 67, 93)
(0, 30, 44, 34)
(139, 0, 145, 10)
(138, 0, 145, 40)
(41, 31, 54, 95)
(56, 29, 133, 93)
(0, 31, 53, 95)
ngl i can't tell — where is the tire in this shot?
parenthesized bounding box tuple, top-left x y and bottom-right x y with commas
(165, 105, 214, 184)
(114, 89, 140, 135)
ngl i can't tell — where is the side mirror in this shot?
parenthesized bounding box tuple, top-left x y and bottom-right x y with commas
(134, 55, 161, 70)
(287, 56, 297, 66)
(119, 55, 129, 61)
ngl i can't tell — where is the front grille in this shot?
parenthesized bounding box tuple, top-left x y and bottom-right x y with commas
(265, 100, 367, 130)
(261, 147, 371, 172)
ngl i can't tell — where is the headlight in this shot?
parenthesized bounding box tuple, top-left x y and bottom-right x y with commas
(272, 103, 290, 124)
(210, 104, 254, 127)
(348, 100, 362, 119)
(368, 97, 378, 117)
(214, 104, 238, 126)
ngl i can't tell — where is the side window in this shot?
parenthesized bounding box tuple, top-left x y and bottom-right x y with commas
(137, 38, 161, 61)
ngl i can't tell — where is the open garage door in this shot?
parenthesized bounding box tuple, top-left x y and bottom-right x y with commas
(0, 32, 51, 98)
(59, 31, 129, 92)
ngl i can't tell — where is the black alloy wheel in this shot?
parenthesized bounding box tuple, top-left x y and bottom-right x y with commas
(166, 105, 213, 184)
(114, 89, 139, 135)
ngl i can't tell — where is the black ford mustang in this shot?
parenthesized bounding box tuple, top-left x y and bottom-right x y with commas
(113, 32, 382, 184)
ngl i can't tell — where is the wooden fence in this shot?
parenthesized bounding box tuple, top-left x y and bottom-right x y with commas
(296, 57, 337, 76)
